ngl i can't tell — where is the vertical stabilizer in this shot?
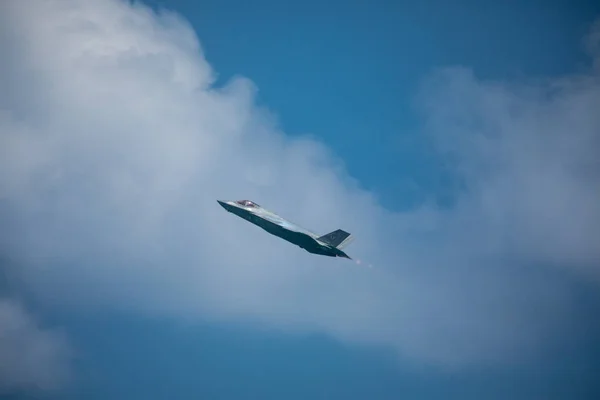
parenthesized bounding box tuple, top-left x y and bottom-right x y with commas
(317, 229, 352, 248)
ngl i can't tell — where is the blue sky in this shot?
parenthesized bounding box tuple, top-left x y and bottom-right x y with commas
(1, 0, 600, 399)
(147, 0, 600, 210)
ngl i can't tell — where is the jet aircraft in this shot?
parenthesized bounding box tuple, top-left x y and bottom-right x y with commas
(217, 199, 353, 259)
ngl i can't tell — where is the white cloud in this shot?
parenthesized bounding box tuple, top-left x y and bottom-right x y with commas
(0, 0, 598, 375)
(417, 65, 600, 280)
(0, 298, 70, 394)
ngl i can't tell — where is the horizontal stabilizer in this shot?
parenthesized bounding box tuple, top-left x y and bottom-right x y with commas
(317, 229, 352, 248)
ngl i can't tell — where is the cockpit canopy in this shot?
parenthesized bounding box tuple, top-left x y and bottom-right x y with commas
(236, 200, 259, 208)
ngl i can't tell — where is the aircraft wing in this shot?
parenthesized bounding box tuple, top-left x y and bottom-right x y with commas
(260, 213, 319, 238)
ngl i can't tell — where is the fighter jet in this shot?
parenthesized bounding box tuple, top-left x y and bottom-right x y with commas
(217, 199, 353, 259)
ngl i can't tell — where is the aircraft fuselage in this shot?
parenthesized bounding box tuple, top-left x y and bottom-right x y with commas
(217, 200, 352, 259)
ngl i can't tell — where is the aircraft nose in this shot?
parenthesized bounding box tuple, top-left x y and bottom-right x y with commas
(217, 200, 231, 210)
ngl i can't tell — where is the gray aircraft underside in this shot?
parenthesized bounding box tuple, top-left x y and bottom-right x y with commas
(217, 199, 353, 259)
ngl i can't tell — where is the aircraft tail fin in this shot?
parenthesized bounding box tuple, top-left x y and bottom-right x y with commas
(317, 229, 353, 249)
